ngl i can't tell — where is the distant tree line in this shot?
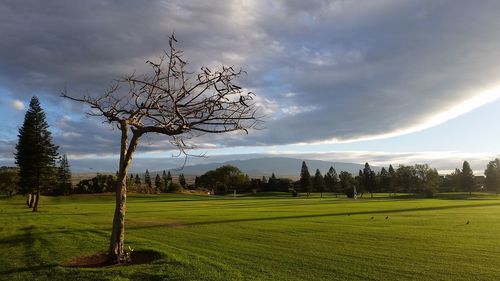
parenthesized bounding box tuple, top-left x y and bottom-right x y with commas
(294, 160, 486, 198)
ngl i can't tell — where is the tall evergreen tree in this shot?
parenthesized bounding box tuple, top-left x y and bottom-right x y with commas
(363, 162, 376, 198)
(15, 96, 59, 211)
(161, 170, 168, 192)
(179, 173, 187, 188)
(313, 169, 326, 198)
(144, 169, 152, 192)
(134, 174, 141, 191)
(166, 171, 172, 182)
(324, 166, 339, 196)
(379, 167, 390, 193)
(56, 154, 72, 195)
(461, 161, 475, 195)
(388, 164, 397, 196)
(300, 161, 313, 197)
(154, 174, 161, 193)
(357, 169, 364, 196)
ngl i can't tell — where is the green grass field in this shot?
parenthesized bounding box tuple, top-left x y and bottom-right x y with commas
(1, 193, 500, 280)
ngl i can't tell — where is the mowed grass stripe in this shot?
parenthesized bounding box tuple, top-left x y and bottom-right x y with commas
(2, 193, 500, 280)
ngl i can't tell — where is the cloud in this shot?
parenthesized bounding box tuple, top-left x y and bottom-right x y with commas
(1, 0, 500, 156)
(9, 100, 25, 111)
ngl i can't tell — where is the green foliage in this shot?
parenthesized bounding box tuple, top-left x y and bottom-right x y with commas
(267, 173, 277, 190)
(179, 173, 187, 188)
(395, 165, 417, 193)
(414, 164, 441, 197)
(168, 181, 181, 192)
(75, 174, 116, 193)
(313, 169, 326, 197)
(299, 161, 313, 196)
(144, 170, 152, 190)
(339, 171, 356, 197)
(388, 164, 397, 194)
(135, 174, 142, 190)
(324, 166, 339, 193)
(0, 167, 19, 196)
(362, 162, 376, 197)
(15, 96, 59, 195)
(154, 174, 162, 192)
(461, 161, 475, 194)
(161, 170, 170, 193)
(196, 165, 249, 194)
(378, 167, 390, 193)
(54, 154, 72, 195)
(446, 168, 463, 192)
(394, 164, 441, 196)
(484, 158, 500, 193)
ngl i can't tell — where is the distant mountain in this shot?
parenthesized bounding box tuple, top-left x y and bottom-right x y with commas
(167, 157, 381, 178)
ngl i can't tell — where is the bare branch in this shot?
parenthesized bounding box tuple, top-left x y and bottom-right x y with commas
(62, 34, 262, 155)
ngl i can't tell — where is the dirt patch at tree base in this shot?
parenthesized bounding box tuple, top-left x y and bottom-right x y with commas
(64, 250, 162, 268)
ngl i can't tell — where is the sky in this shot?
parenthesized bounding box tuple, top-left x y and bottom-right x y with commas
(1, 0, 500, 174)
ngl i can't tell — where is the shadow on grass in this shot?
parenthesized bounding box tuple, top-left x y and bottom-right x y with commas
(63, 250, 162, 268)
(126, 201, 500, 229)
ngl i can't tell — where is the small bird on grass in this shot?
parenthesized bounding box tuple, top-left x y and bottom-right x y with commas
(370, 216, 374, 220)
(466, 221, 470, 225)
(385, 216, 389, 219)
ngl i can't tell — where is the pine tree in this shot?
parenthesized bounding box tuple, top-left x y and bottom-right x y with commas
(57, 154, 72, 195)
(363, 162, 375, 198)
(313, 169, 326, 198)
(166, 171, 172, 182)
(161, 170, 168, 193)
(127, 174, 134, 190)
(134, 174, 141, 191)
(324, 166, 339, 196)
(379, 167, 390, 193)
(144, 169, 152, 193)
(300, 161, 312, 197)
(461, 161, 475, 195)
(388, 164, 397, 196)
(154, 174, 161, 193)
(179, 173, 186, 188)
(15, 96, 59, 211)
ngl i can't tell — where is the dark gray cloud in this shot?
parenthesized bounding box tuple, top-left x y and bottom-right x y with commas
(1, 0, 500, 157)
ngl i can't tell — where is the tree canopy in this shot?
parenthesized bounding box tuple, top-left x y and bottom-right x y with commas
(15, 96, 59, 211)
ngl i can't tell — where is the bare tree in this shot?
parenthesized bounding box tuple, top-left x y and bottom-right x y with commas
(62, 35, 260, 263)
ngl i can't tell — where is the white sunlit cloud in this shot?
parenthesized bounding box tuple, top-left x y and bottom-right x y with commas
(10, 99, 25, 111)
(303, 83, 500, 145)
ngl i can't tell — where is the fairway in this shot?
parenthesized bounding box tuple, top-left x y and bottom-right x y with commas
(1, 193, 500, 281)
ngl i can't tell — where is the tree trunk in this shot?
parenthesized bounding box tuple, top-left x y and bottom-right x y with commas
(109, 175, 127, 263)
(32, 190, 40, 212)
(29, 193, 35, 208)
(26, 193, 31, 207)
(109, 128, 140, 263)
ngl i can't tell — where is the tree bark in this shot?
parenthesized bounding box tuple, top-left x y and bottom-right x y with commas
(29, 193, 35, 208)
(26, 193, 31, 207)
(32, 190, 40, 212)
(109, 128, 141, 263)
